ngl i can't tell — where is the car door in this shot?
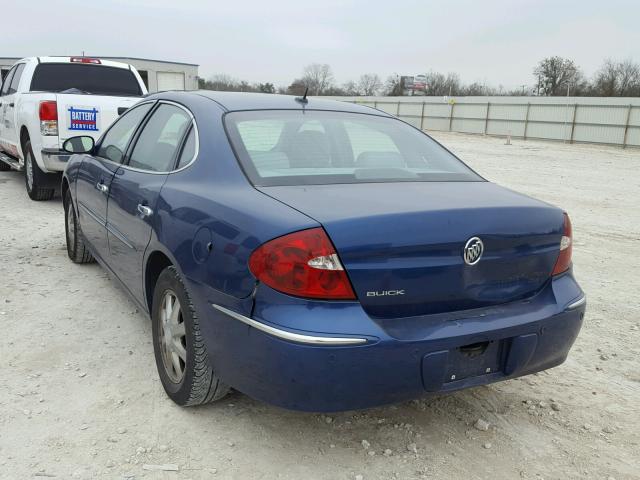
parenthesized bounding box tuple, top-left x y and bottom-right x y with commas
(106, 102, 194, 303)
(0, 63, 25, 156)
(75, 101, 154, 262)
(0, 65, 17, 154)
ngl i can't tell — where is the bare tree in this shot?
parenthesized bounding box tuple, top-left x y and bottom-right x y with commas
(357, 74, 382, 96)
(592, 58, 640, 96)
(383, 75, 403, 96)
(423, 72, 461, 96)
(199, 74, 270, 93)
(460, 82, 495, 96)
(534, 57, 584, 96)
(300, 63, 334, 95)
(286, 79, 307, 96)
(342, 80, 361, 96)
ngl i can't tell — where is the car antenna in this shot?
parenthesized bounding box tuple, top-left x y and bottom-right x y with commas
(295, 87, 309, 105)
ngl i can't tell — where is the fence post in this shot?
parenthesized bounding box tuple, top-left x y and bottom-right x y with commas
(373, 100, 378, 110)
(420, 102, 426, 131)
(448, 102, 455, 132)
(569, 104, 578, 144)
(622, 104, 632, 149)
(523, 103, 531, 140)
(396, 101, 401, 117)
(483, 102, 490, 135)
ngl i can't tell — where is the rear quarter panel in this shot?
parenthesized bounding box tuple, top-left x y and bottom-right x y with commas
(145, 96, 318, 311)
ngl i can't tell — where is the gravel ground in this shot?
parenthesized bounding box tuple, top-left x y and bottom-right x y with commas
(0, 132, 638, 480)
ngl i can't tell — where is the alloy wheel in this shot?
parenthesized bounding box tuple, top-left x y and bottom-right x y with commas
(25, 152, 34, 191)
(66, 203, 76, 247)
(158, 290, 187, 383)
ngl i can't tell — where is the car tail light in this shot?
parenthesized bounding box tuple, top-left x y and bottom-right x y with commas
(39, 101, 58, 136)
(552, 213, 572, 275)
(70, 57, 101, 64)
(249, 227, 356, 300)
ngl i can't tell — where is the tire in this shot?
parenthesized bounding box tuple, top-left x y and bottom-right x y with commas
(151, 266, 229, 406)
(24, 139, 55, 201)
(64, 189, 94, 264)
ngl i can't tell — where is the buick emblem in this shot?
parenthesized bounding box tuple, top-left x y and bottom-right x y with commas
(463, 237, 484, 265)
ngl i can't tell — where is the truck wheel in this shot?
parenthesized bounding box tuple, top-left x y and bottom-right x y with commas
(64, 189, 94, 264)
(151, 266, 229, 406)
(24, 140, 55, 201)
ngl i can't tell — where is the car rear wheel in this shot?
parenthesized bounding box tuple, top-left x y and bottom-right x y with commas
(24, 140, 55, 201)
(151, 266, 229, 406)
(64, 189, 94, 264)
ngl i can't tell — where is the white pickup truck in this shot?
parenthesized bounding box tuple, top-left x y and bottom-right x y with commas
(0, 56, 148, 200)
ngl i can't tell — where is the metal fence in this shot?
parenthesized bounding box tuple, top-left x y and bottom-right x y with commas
(329, 96, 640, 148)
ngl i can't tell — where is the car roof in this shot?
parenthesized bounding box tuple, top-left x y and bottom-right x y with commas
(148, 90, 391, 115)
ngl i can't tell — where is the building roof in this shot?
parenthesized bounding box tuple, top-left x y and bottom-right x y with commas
(98, 56, 199, 67)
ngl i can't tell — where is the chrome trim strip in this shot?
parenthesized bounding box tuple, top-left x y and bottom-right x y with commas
(94, 100, 199, 175)
(105, 222, 136, 250)
(211, 304, 368, 346)
(78, 202, 106, 228)
(566, 295, 586, 310)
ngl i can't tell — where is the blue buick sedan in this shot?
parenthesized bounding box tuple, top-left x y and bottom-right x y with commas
(61, 91, 585, 411)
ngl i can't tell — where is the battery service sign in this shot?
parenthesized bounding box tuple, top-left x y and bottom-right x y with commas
(68, 106, 100, 131)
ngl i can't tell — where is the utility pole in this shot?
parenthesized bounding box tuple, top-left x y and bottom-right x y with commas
(521, 84, 526, 95)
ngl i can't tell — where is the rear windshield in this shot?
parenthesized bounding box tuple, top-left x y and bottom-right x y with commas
(225, 110, 482, 186)
(30, 63, 142, 96)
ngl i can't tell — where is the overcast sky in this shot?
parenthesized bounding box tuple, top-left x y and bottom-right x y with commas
(4, 0, 639, 89)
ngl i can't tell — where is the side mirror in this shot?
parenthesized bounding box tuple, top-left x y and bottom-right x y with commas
(63, 136, 95, 154)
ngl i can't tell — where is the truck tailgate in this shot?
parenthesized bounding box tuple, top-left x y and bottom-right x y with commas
(55, 94, 142, 148)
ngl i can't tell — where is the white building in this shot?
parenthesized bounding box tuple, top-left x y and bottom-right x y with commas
(0, 56, 199, 92)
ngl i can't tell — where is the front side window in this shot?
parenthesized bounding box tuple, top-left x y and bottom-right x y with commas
(225, 110, 482, 186)
(30, 63, 142, 96)
(96, 102, 153, 164)
(128, 104, 192, 172)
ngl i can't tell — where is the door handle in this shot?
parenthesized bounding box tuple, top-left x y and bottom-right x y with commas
(96, 182, 109, 194)
(137, 204, 153, 217)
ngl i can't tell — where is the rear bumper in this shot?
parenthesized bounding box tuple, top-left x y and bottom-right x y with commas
(197, 275, 586, 412)
(41, 149, 71, 172)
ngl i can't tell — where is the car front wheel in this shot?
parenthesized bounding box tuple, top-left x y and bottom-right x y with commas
(151, 266, 229, 406)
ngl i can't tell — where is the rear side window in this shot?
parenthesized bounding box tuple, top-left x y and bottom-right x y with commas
(176, 127, 196, 169)
(30, 63, 142, 96)
(96, 103, 153, 163)
(128, 104, 191, 172)
(8, 64, 25, 94)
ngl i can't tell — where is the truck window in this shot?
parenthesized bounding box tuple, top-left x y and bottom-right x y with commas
(8, 64, 25, 94)
(0, 66, 16, 96)
(30, 63, 142, 96)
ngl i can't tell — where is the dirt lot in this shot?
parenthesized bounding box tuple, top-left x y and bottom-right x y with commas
(1, 133, 638, 480)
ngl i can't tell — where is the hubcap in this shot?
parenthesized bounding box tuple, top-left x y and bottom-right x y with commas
(66, 204, 76, 247)
(158, 290, 187, 383)
(25, 152, 34, 191)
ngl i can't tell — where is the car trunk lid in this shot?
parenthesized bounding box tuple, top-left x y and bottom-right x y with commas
(259, 182, 564, 318)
